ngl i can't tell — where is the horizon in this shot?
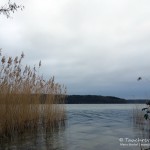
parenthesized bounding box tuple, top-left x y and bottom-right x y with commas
(65, 94, 150, 100)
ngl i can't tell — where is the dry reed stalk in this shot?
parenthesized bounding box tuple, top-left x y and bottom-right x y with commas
(0, 51, 67, 139)
(132, 104, 150, 139)
(133, 105, 145, 127)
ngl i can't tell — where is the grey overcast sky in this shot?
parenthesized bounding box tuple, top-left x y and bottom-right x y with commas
(0, 0, 150, 99)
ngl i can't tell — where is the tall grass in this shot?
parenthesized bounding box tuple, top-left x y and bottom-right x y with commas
(133, 105, 145, 127)
(0, 51, 67, 139)
(132, 104, 150, 138)
(132, 105, 150, 150)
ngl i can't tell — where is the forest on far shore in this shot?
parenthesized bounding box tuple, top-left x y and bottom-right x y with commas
(65, 95, 147, 104)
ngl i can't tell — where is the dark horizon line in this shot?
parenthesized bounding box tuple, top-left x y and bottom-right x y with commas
(67, 94, 150, 101)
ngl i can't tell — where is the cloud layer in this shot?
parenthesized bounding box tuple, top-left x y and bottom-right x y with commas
(0, 0, 150, 98)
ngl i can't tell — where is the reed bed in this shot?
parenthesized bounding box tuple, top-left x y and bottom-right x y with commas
(132, 105, 146, 128)
(132, 104, 150, 139)
(0, 51, 67, 139)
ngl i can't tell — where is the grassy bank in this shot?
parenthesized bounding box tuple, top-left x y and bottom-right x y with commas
(0, 51, 66, 139)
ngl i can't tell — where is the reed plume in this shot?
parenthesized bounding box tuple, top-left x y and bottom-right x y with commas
(0, 51, 66, 139)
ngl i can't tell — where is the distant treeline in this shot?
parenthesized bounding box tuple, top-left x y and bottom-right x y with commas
(31, 95, 150, 104)
(127, 99, 148, 104)
(65, 95, 126, 104)
(64, 95, 148, 104)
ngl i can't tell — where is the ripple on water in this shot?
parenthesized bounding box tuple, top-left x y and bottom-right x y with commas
(0, 104, 143, 150)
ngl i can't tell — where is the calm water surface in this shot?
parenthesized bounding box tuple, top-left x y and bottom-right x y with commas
(0, 104, 147, 150)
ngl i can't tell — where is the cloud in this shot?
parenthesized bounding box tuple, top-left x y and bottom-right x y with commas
(0, 0, 150, 98)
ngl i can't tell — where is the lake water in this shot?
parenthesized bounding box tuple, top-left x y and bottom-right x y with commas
(0, 104, 149, 150)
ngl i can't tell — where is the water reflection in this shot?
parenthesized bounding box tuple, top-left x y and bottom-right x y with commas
(0, 104, 148, 150)
(0, 120, 66, 150)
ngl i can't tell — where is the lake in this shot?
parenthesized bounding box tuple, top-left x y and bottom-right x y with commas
(0, 104, 149, 150)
